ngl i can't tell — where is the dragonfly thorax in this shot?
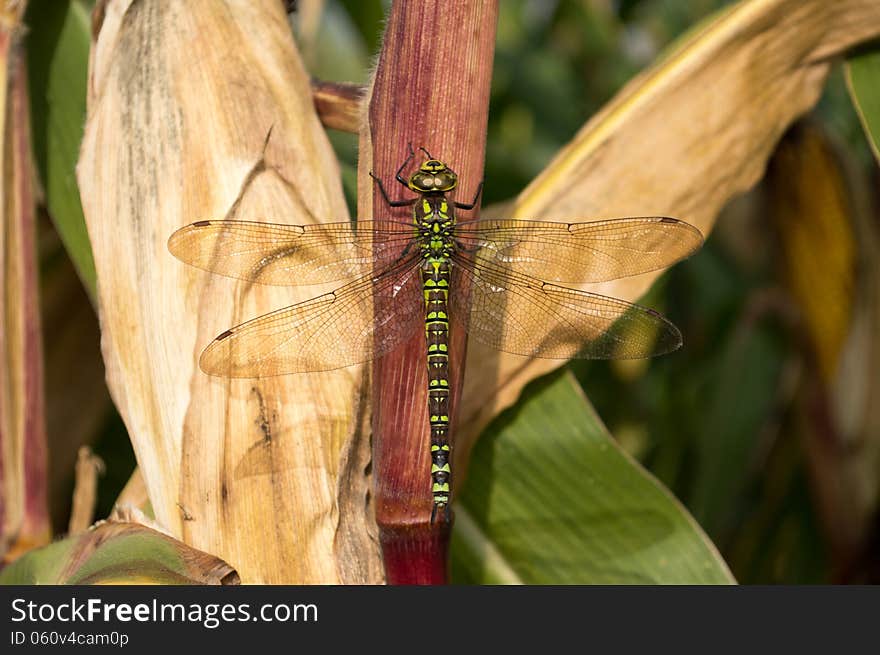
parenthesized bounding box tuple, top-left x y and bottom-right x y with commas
(415, 195, 456, 260)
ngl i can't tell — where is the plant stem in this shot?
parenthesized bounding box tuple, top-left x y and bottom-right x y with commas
(363, 0, 498, 585)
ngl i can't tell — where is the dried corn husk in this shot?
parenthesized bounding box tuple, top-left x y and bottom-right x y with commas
(77, 0, 380, 584)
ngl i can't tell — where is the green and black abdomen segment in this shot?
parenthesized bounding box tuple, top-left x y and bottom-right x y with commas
(416, 194, 456, 521)
(424, 254, 452, 520)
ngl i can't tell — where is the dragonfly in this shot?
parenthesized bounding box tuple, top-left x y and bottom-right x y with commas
(168, 146, 703, 523)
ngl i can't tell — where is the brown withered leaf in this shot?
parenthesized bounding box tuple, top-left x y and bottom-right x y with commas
(77, 0, 379, 583)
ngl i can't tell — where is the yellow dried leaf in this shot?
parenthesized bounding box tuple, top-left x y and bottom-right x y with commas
(767, 123, 856, 383)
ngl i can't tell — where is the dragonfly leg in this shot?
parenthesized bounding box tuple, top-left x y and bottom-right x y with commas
(395, 142, 417, 186)
(369, 171, 417, 208)
(454, 181, 484, 211)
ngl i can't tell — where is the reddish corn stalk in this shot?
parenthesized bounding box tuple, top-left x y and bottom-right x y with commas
(1, 45, 50, 561)
(363, 0, 498, 585)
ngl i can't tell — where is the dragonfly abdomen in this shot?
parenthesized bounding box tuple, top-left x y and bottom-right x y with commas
(423, 250, 453, 520)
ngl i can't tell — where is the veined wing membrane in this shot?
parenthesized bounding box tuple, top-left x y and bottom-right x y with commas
(200, 258, 424, 376)
(169, 219, 417, 286)
(453, 217, 703, 284)
(450, 256, 681, 360)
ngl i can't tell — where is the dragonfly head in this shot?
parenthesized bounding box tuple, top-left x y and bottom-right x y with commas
(408, 159, 458, 193)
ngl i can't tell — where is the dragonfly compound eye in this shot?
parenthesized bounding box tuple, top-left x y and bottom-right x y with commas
(408, 173, 430, 191)
(434, 171, 457, 190)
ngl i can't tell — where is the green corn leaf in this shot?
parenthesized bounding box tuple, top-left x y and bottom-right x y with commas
(451, 370, 734, 584)
(0, 522, 237, 585)
(846, 46, 880, 163)
(26, 0, 96, 300)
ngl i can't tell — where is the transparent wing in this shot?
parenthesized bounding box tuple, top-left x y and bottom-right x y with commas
(453, 217, 703, 284)
(200, 258, 424, 376)
(450, 256, 681, 360)
(169, 219, 417, 286)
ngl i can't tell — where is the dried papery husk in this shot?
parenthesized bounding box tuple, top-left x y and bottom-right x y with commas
(0, 0, 51, 562)
(456, 0, 880, 474)
(77, 0, 380, 583)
